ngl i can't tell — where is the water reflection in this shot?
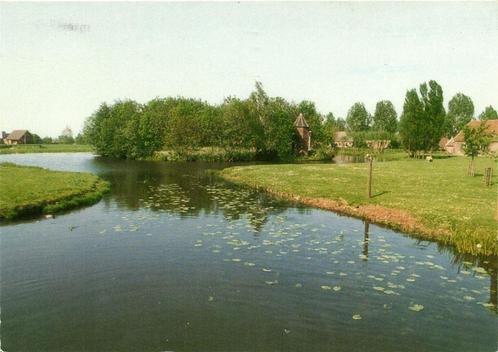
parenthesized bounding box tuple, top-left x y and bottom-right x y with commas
(363, 221, 370, 260)
(89, 157, 498, 315)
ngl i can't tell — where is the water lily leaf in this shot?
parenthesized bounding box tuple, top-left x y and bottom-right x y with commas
(473, 267, 487, 274)
(352, 314, 362, 320)
(408, 304, 424, 312)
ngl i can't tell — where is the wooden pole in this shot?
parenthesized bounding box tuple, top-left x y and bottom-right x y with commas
(366, 154, 373, 198)
(484, 167, 492, 186)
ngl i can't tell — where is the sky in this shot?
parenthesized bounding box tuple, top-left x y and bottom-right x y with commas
(0, 2, 497, 138)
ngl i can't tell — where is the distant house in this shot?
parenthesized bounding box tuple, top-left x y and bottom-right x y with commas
(333, 131, 353, 148)
(4, 130, 33, 145)
(1, 131, 8, 144)
(445, 120, 498, 155)
(365, 139, 391, 152)
(294, 113, 311, 152)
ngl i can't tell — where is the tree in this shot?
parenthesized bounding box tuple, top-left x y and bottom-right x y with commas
(372, 100, 397, 133)
(399, 89, 427, 156)
(400, 81, 446, 156)
(221, 97, 262, 150)
(75, 133, 86, 144)
(32, 134, 42, 144)
(479, 105, 498, 121)
(263, 97, 296, 159)
(463, 123, 491, 176)
(58, 135, 75, 144)
(446, 93, 474, 137)
(42, 136, 53, 144)
(84, 100, 142, 158)
(419, 80, 446, 151)
(346, 102, 370, 132)
(297, 101, 326, 145)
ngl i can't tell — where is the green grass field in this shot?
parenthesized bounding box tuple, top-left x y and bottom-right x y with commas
(0, 144, 93, 154)
(221, 156, 498, 256)
(0, 163, 109, 220)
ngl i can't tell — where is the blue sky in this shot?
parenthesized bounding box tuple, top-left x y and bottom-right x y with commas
(1, 2, 497, 137)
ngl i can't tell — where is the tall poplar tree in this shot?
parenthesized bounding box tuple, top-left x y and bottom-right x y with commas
(419, 80, 446, 151)
(372, 100, 398, 133)
(445, 93, 474, 137)
(399, 89, 427, 156)
(346, 102, 371, 132)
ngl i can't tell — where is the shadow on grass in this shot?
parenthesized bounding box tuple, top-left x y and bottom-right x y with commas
(371, 191, 390, 198)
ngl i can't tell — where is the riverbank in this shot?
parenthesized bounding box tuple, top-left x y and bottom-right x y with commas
(0, 144, 93, 154)
(151, 147, 407, 163)
(220, 156, 498, 256)
(0, 163, 109, 220)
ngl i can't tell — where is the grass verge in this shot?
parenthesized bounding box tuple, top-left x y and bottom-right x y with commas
(220, 156, 498, 256)
(0, 144, 93, 154)
(0, 163, 109, 220)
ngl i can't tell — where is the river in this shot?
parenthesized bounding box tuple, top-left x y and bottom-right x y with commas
(0, 153, 496, 351)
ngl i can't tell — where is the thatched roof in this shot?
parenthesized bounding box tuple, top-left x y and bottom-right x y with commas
(453, 120, 498, 142)
(294, 113, 309, 128)
(6, 130, 30, 141)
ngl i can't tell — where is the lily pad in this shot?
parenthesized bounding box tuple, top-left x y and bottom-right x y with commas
(408, 304, 424, 312)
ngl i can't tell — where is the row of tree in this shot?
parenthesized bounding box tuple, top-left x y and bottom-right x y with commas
(345, 90, 497, 137)
(399, 81, 497, 155)
(83, 81, 497, 159)
(84, 83, 333, 160)
(24, 133, 87, 145)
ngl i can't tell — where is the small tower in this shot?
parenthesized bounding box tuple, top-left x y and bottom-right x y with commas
(62, 126, 73, 138)
(294, 113, 311, 152)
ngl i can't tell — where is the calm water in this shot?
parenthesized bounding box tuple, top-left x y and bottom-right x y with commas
(0, 153, 496, 352)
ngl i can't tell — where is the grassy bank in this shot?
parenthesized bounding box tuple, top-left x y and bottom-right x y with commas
(220, 156, 498, 256)
(0, 144, 93, 154)
(0, 163, 109, 220)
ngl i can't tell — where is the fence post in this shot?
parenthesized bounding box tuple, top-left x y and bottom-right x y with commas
(366, 154, 373, 198)
(484, 167, 492, 186)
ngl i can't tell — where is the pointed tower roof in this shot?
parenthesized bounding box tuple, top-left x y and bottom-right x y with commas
(294, 113, 309, 128)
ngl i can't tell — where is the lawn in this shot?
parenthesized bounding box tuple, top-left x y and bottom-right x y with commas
(0, 163, 109, 220)
(0, 144, 93, 154)
(220, 156, 498, 256)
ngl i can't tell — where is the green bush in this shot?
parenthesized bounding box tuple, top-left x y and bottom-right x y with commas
(350, 131, 395, 149)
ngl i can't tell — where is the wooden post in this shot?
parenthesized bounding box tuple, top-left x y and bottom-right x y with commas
(366, 154, 373, 198)
(484, 167, 492, 186)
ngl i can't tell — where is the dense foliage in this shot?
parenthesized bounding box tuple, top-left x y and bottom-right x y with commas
(82, 80, 493, 160)
(83, 83, 331, 160)
(445, 93, 474, 137)
(372, 100, 398, 133)
(346, 102, 371, 132)
(399, 80, 446, 156)
(479, 105, 498, 121)
(463, 123, 491, 160)
(463, 123, 492, 176)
